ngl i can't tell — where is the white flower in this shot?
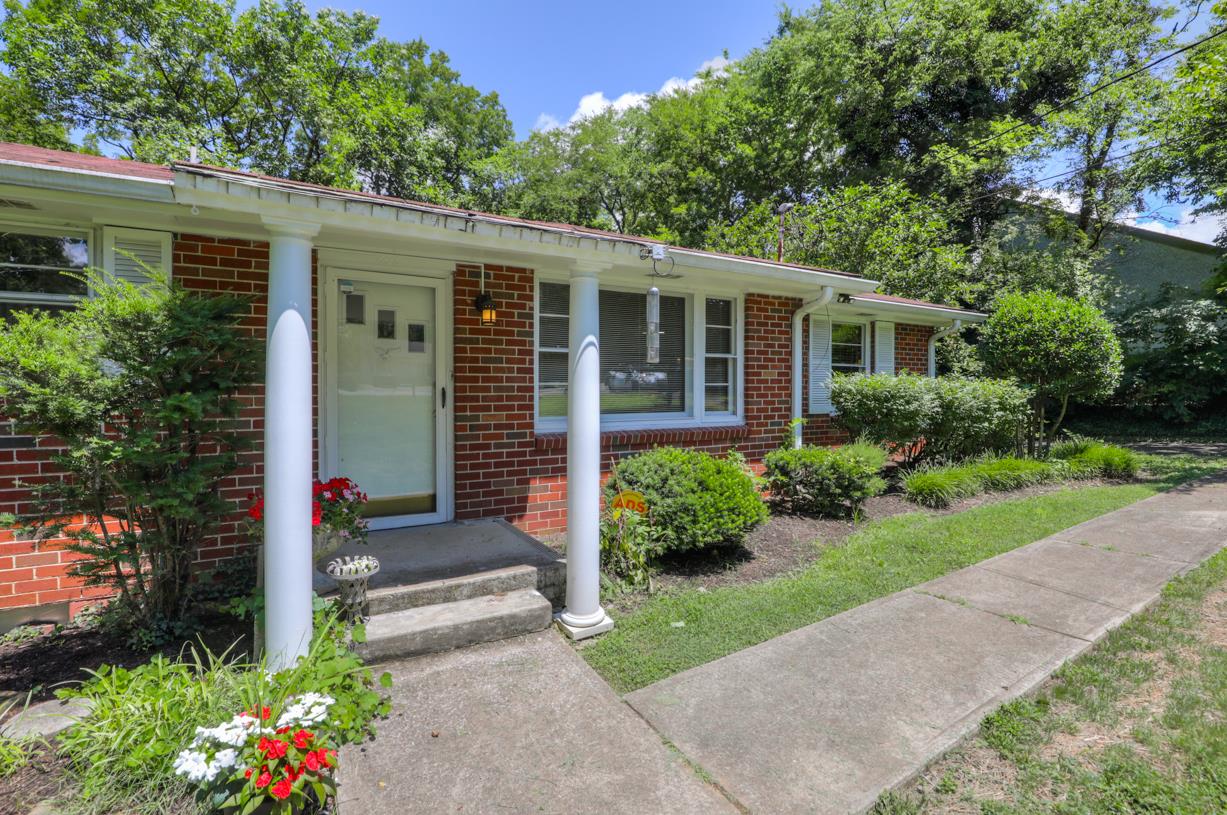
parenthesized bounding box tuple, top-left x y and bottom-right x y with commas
(173, 749, 214, 783)
(275, 692, 335, 728)
(213, 748, 239, 770)
(192, 712, 259, 748)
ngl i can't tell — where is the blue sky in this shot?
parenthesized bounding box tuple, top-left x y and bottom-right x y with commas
(311, 0, 785, 138)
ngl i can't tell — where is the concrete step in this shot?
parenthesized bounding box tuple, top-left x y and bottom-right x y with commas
(361, 561, 565, 617)
(355, 588, 553, 663)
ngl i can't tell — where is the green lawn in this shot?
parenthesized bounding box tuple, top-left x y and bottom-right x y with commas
(582, 454, 1227, 694)
(875, 544, 1227, 814)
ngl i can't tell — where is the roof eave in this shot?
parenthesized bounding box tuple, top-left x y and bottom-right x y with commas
(847, 295, 986, 324)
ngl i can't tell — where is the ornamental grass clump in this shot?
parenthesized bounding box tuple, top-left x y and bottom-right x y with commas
(1050, 439, 1140, 479)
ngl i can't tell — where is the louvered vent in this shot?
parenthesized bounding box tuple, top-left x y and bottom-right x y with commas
(102, 227, 172, 285)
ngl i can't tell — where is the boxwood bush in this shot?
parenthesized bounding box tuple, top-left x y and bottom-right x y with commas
(763, 441, 888, 517)
(831, 372, 1028, 465)
(604, 447, 767, 556)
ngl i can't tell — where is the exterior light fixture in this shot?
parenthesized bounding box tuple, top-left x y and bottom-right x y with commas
(474, 266, 497, 326)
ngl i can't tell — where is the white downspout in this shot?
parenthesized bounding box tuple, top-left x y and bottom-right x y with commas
(928, 319, 962, 377)
(791, 286, 837, 448)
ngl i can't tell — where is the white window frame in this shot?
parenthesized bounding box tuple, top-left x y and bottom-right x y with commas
(0, 222, 93, 312)
(830, 319, 871, 376)
(534, 277, 744, 433)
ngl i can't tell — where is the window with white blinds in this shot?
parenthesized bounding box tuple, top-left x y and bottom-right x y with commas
(536, 282, 740, 428)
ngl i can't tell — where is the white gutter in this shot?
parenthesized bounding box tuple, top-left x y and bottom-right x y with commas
(792, 286, 837, 448)
(928, 319, 963, 377)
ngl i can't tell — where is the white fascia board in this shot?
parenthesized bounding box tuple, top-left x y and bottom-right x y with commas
(0, 160, 174, 203)
(172, 169, 878, 292)
(667, 247, 878, 293)
(845, 296, 986, 324)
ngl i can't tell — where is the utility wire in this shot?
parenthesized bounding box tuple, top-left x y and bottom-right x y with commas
(793, 27, 1227, 223)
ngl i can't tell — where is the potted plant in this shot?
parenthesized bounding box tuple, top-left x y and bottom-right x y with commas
(246, 477, 370, 567)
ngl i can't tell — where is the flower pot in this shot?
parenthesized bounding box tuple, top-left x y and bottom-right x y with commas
(312, 528, 343, 564)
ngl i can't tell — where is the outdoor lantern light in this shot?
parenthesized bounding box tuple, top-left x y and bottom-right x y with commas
(646, 285, 661, 364)
(474, 266, 498, 326)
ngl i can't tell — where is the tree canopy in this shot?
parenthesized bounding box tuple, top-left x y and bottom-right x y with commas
(0, 0, 514, 206)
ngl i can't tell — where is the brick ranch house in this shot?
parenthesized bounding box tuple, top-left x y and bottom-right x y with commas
(0, 142, 984, 658)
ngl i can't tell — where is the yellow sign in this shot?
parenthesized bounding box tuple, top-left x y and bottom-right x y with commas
(610, 489, 648, 515)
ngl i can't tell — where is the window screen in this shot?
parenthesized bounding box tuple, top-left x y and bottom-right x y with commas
(704, 298, 736, 413)
(538, 282, 691, 418)
(831, 322, 866, 373)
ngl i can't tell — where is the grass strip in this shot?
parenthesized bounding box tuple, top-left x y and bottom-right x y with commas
(583, 454, 1225, 693)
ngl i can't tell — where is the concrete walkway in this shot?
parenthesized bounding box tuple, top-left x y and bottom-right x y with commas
(336, 629, 736, 814)
(626, 473, 1227, 814)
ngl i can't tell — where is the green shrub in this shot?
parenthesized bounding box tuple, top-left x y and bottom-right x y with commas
(901, 466, 985, 508)
(831, 372, 1028, 465)
(980, 291, 1123, 452)
(0, 269, 261, 639)
(56, 609, 390, 815)
(605, 447, 767, 555)
(763, 442, 888, 517)
(828, 373, 930, 458)
(926, 376, 1030, 460)
(599, 507, 655, 587)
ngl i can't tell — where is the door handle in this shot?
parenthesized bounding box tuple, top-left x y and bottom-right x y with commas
(441, 386, 447, 409)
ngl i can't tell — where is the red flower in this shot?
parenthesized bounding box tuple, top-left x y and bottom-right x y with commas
(285, 763, 303, 782)
(312, 503, 322, 527)
(270, 778, 293, 800)
(316, 748, 334, 769)
(245, 768, 253, 779)
(293, 729, 314, 749)
(260, 706, 271, 721)
(255, 769, 272, 789)
(303, 751, 321, 772)
(275, 726, 291, 735)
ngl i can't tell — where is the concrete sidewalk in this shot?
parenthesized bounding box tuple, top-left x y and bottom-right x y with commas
(627, 473, 1227, 814)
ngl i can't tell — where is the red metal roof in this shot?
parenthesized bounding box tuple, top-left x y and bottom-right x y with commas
(0, 142, 172, 181)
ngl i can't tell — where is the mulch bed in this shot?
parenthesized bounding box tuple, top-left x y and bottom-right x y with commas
(0, 747, 70, 815)
(0, 614, 250, 708)
(543, 479, 1109, 616)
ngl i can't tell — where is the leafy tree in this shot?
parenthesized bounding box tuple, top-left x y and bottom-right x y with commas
(707, 182, 971, 304)
(980, 291, 1123, 452)
(1114, 286, 1227, 421)
(0, 271, 262, 639)
(0, 74, 73, 150)
(0, 0, 512, 205)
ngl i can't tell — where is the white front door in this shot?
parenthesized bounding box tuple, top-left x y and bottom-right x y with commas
(323, 268, 451, 528)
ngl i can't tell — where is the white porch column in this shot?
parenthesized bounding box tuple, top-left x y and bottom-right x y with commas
(261, 218, 320, 669)
(558, 262, 613, 639)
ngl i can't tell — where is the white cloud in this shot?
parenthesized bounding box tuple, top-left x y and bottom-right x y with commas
(1121, 208, 1225, 245)
(531, 55, 731, 132)
(533, 112, 563, 132)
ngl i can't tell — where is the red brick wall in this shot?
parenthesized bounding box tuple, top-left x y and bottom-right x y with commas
(0, 238, 939, 612)
(0, 235, 277, 615)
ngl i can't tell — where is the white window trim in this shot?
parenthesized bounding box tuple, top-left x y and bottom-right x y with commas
(0, 222, 93, 310)
(534, 278, 745, 433)
(810, 316, 871, 414)
(830, 318, 871, 377)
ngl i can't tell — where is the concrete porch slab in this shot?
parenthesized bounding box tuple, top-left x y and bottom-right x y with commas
(336, 630, 735, 815)
(315, 519, 566, 610)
